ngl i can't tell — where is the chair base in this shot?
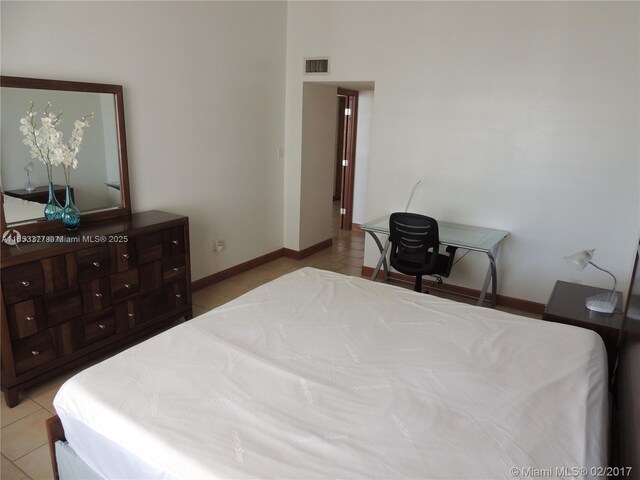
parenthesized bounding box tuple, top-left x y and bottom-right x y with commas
(415, 275, 445, 293)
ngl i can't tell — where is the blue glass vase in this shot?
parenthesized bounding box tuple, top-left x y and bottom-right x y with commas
(44, 182, 63, 220)
(61, 185, 81, 231)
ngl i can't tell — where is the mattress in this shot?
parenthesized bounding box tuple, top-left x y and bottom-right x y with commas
(54, 267, 608, 479)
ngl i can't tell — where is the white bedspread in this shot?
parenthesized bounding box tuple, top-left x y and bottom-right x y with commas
(54, 267, 608, 479)
(3, 194, 45, 224)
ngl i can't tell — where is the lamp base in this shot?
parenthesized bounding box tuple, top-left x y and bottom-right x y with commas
(585, 291, 618, 314)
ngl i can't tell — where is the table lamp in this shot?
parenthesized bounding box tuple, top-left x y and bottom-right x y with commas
(564, 249, 618, 313)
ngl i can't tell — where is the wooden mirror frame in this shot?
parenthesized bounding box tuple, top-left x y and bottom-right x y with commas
(0, 76, 131, 235)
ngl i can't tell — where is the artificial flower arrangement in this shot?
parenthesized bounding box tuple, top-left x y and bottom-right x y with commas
(19, 101, 93, 185)
(19, 102, 93, 227)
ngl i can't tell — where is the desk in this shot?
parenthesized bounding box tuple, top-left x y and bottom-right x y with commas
(4, 185, 71, 206)
(361, 214, 509, 307)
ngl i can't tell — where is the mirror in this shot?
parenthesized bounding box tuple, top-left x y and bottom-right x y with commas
(0, 76, 130, 232)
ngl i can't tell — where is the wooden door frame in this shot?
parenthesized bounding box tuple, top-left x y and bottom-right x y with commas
(338, 88, 359, 230)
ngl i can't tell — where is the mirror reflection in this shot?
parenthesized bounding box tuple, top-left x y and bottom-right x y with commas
(1, 86, 122, 225)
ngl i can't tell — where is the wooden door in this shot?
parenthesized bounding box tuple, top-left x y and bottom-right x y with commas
(337, 88, 359, 230)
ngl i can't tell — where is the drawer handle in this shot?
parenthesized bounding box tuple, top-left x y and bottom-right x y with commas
(124, 283, 132, 289)
(175, 294, 182, 299)
(128, 313, 135, 318)
(95, 293, 103, 298)
(172, 267, 179, 272)
(172, 240, 179, 245)
(21, 280, 30, 287)
(122, 253, 130, 259)
(31, 350, 40, 356)
(26, 316, 35, 321)
(98, 324, 106, 330)
(93, 261, 101, 268)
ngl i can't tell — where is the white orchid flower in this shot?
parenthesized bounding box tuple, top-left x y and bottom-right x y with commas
(19, 102, 92, 184)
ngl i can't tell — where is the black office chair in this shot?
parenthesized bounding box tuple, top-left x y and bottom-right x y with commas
(389, 212, 458, 293)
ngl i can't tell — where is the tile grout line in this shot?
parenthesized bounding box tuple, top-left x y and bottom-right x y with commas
(1, 405, 46, 429)
(12, 439, 49, 463)
(3, 453, 30, 479)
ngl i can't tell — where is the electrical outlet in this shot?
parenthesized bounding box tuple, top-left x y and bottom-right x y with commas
(214, 240, 225, 252)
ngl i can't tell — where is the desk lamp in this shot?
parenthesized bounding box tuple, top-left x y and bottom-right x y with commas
(565, 249, 618, 313)
(24, 162, 35, 192)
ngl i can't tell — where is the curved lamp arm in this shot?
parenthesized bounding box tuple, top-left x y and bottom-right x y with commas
(588, 261, 617, 292)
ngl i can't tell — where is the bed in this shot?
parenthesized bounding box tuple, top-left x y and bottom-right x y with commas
(2, 193, 45, 224)
(48, 267, 612, 479)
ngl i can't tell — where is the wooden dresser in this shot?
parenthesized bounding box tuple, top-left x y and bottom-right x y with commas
(1, 210, 192, 407)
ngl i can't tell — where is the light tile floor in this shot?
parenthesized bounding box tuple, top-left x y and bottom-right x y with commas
(1, 224, 538, 479)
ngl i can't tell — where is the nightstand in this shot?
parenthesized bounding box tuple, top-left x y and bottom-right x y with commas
(543, 280, 623, 378)
(4, 185, 71, 205)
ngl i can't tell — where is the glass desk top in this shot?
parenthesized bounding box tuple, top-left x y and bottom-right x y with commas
(361, 214, 509, 253)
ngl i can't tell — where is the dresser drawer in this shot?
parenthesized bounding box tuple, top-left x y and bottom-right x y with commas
(110, 240, 136, 273)
(137, 232, 164, 264)
(77, 246, 111, 282)
(56, 319, 83, 358)
(82, 308, 116, 345)
(163, 227, 185, 257)
(140, 289, 168, 322)
(139, 261, 163, 294)
(114, 298, 143, 331)
(162, 256, 186, 284)
(80, 278, 112, 314)
(110, 268, 140, 301)
(44, 287, 83, 325)
(13, 330, 56, 374)
(41, 254, 78, 293)
(6, 298, 47, 340)
(167, 280, 188, 309)
(2, 262, 45, 304)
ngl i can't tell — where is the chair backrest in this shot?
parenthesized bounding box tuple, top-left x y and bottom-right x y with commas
(389, 212, 440, 271)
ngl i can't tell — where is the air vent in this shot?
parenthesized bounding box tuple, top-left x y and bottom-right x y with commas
(304, 57, 329, 75)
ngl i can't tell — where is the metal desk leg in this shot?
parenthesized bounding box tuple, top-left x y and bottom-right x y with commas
(477, 244, 500, 308)
(366, 232, 390, 282)
(380, 240, 391, 283)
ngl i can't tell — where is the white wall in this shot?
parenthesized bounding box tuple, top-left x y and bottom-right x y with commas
(284, 1, 639, 303)
(3, 1, 638, 303)
(2, 1, 287, 282)
(353, 90, 374, 225)
(300, 83, 338, 249)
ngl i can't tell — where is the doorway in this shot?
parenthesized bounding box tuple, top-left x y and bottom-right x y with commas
(334, 88, 359, 231)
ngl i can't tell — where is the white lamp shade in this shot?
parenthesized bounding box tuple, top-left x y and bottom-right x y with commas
(564, 249, 595, 271)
